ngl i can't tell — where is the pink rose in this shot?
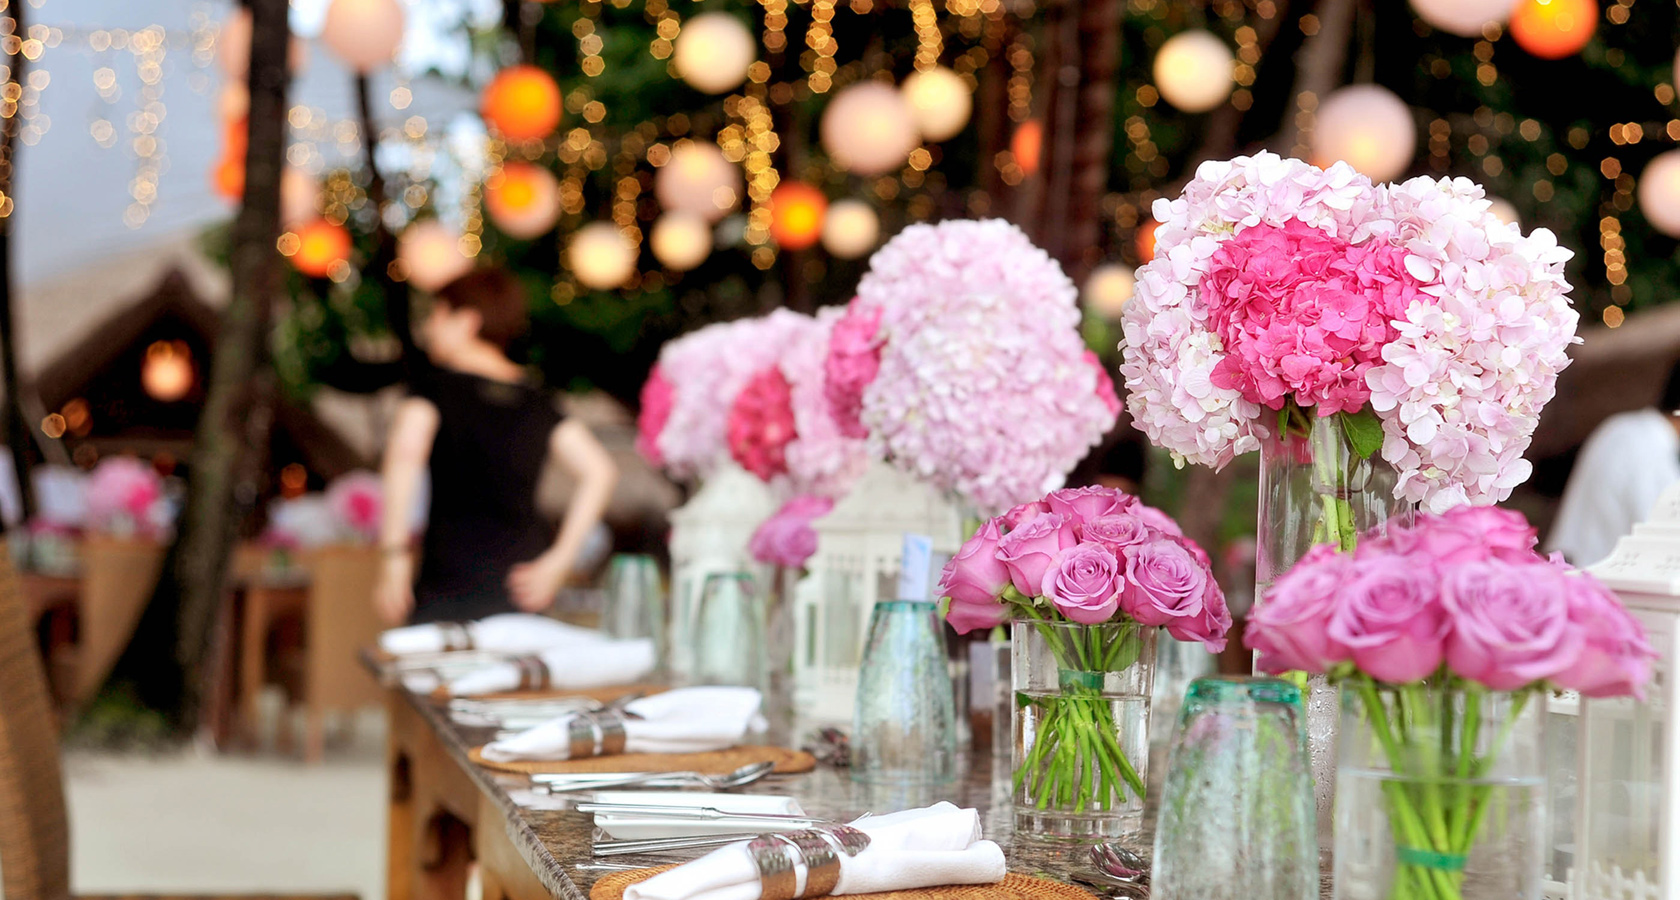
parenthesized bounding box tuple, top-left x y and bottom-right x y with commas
(1325, 555, 1448, 684)
(940, 519, 1013, 634)
(1041, 542, 1123, 624)
(1378, 507, 1538, 565)
(748, 495, 833, 569)
(1443, 560, 1582, 690)
(1080, 514, 1154, 555)
(1120, 539, 1207, 628)
(1245, 544, 1353, 675)
(997, 513, 1077, 596)
(1001, 501, 1051, 531)
(1554, 574, 1656, 699)
(635, 364, 675, 466)
(1046, 486, 1135, 524)
(1166, 578, 1232, 652)
(1133, 503, 1184, 537)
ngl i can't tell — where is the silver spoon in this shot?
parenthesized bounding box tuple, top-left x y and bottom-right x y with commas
(535, 760, 776, 793)
(1090, 843, 1150, 884)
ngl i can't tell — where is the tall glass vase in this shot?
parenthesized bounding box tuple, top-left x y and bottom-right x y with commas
(1255, 409, 1414, 854)
(1011, 619, 1155, 843)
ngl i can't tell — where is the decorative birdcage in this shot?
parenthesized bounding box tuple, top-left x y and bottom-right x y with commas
(666, 462, 778, 679)
(1548, 482, 1680, 900)
(791, 461, 967, 727)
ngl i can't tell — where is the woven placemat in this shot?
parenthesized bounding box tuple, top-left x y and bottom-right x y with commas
(588, 868, 1096, 900)
(468, 744, 817, 776)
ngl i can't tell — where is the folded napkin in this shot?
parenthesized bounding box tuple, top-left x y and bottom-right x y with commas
(444, 638, 657, 696)
(481, 686, 763, 761)
(623, 803, 1006, 900)
(380, 613, 605, 656)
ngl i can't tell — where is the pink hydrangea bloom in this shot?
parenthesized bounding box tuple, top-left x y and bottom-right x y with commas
(1084, 350, 1122, 418)
(823, 299, 883, 440)
(782, 306, 869, 498)
(635, 364, 674, 468)
(726, 366, 797, 482)
(326, 471, 383, 542)
(86, 456, 166, 538)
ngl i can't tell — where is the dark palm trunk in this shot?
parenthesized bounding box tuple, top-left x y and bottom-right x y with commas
(0, 0, 34, 523)
(355, 73, 415, 366)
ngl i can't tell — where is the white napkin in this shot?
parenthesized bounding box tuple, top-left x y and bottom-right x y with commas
(445, 638, 657, 696)
(380, 613, 606, 656)
(623, 803, 1007, 900)
(481, 686, 763, 761)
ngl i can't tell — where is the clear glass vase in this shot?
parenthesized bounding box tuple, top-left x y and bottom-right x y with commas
(1011, 619, 1155, 842)
(852, 600, 957, 785)
(1256, 410, 1414, 853)
(1334, 683, 1547, 900)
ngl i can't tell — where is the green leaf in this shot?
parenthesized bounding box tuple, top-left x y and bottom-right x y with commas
(1340, 407, 1386, 460)
(1278, 406, 1289, 436)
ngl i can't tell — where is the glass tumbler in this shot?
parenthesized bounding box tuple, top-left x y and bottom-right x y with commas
(1153, 675, 1318, 900)
(851, 600, 957, 785)
(690, 571, 766, 691)
(602, 554, 666, 664)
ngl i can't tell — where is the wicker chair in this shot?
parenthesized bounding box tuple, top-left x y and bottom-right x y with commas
(0, 553, 360, 900)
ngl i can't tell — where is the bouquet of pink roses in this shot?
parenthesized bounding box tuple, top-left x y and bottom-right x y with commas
(940, 485, 1230, 823)
(1246, 506, 1654, 900)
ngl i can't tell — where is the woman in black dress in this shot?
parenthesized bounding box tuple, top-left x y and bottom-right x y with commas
(374, 269, 618, 625)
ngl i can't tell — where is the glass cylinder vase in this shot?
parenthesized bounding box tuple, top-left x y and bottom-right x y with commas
(1011, 619, 1155, 842)
(1334, 683, 1547, 900)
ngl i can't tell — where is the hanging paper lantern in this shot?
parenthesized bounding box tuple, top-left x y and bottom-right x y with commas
(320, 0, 405, 73)
(672, 13, 756, 95)
(569, 223, 639, 290)
(280, 168, 321, 227)
(820, 82, 920, 177)
(1012, 119, 1043, 176)
(399, 220, 474, 291)
(650, 212, 713, 271)
(1311, 85, 1416, 182)
(218, 83, 249, 120)
(212, 157, 244, 201)
(900, 67, 973, 142)
(485, 162, 561, 239)
(288, 219, 352, 278)
(1084, 264, 1137, 319)
(1153, 31, 1235, 113)
(218, 8, 307, 77)
(1509, 0, 1596, 59)
(1488, 197, 1520, 228)
(654, 141, 742, 222)
(820, 199, 879, 259)
(1409, 0, 1518, 37)
(1135, 220, 1160, 262)
(1638, 150, 1680, 238)
(769, 182, 828, 250)
(481, 65, 562, 142)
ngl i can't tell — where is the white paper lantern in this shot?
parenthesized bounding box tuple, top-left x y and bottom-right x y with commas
(672, 13, 756, 95)
(399, 220, 474, 291)
(655, 142, 742, 222)
(1488, 197, 1519, 228)
(1639, 150, 1680, 238)
(569, 223, 638, 290)
(650, 213, 713, 271)
(1312, 85, 1416, 182)
(321, 0, 405, 74)
(1084, 264, 1136, 319)
(218, 9, 307, 77)
(1153, 31, 1235, 113)
(820, 200, 880, 259)
(901, 67, 973, 142)
(820, 82, 920, 177)
(280, 167, 321, 226)
(1409, 0, 1517, 37)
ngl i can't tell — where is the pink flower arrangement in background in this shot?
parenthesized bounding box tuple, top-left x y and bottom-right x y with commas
(749, 495, 834, 569)
(1246, 506, 1654, 697)
(634, 364, 674, 468)
(726, 367, 797, 481)
(85, 456, 166, 539)
(823, 300, 883, 440)
(781, 306, 869, 498)
(325, 470, 383, 542)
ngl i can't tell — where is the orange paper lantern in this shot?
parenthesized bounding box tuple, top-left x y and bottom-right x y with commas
(1135, 219, 1160, 263)
(485, 162, 561, 239)
(1013, 119, 1043, 176)
(289, 219, 352, 278)
(1509, 0, 1596, 59)
(481, 65, 562, 142)
(769, 182, 828, 251)
(212, 156, 244, 201)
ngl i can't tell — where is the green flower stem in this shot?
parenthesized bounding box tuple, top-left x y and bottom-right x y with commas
(1356, 680, 1461, 900)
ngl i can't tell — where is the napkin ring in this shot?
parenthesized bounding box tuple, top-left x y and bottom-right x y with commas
(437, 621, 474, 652)
(511, 655, 551, 691)
(565, 709, 628, 758)
(748, 825, 871, 900)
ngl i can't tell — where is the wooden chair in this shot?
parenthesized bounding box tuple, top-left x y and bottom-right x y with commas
(0, 552, 360, 900)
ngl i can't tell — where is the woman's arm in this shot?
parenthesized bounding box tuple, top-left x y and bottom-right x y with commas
(506, 418, 620, 612)
(374, 397, 440, 626)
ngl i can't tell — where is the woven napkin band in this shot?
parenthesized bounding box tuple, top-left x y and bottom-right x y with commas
(749, 825, 871, 900)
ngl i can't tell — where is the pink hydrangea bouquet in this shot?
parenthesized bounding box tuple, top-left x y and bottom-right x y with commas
(827, 220, 1119, 514)
(1120, 153, 1577, 517)
(325, 471, 383, 543)
(1247, 506, 1653, 900)
(940, 485, 1229, 824)
(85, 456, 168, 540)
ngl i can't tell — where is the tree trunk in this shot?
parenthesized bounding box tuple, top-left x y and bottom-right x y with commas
(355, 74, 416, 366)
(1277, 0, 1356, 153)
(1057, 0, 1121, 285)
(104, 0, 290, 729)
(0, 0, 34, 523)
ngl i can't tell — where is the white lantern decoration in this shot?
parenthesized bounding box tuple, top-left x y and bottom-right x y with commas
(820, 82, 920, 177)
(1409, 0, 1518, 37)
(218, 8, 308, 77)
(398, 220, 473, 291)
(1312, 85, 1417, 182)
(1488, 197, 1520, 228)
(1639, 150, 1680, 238)
(1152, 30, 1235, 113)
(280, 168, 321, 227)
(655, 141, 742, 222)
(1084, 263, 1136, 319)
(900, 67, 973, 142)
(672, 13, 756, 95)
(667, 463, 778, 679)
(820, 199, 880, 259)
(569, 223, 638, 290)
(650, 213, 713, 271)
(320, 0, 405, 74)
